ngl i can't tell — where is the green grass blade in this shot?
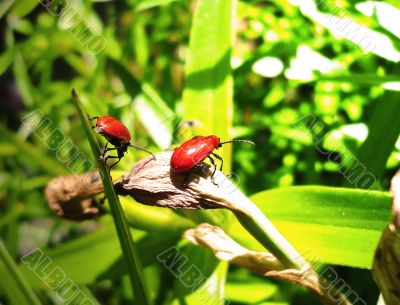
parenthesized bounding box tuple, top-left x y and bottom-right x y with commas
(13, 52, 35, 107)
(4, 129, 68, 176)
(354, 91, 400, 186)
(108, 58, 174, 119)
(71, 89, 152, 305)
(182, 0, 236, 168)
(0, 239, 41, 305)
(180, 0, 236, 234)
(0, 0, 15, 19)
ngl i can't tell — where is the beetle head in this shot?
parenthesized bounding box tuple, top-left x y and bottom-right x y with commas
(206, 135, 221, 148)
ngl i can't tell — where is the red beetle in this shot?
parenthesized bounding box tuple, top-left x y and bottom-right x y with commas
(89, 115, 155, 170)
(170, 135, 254, 180)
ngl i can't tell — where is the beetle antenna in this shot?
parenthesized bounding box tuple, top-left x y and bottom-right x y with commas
(219, 139, 255, 146)
(128, 144, 156, 160)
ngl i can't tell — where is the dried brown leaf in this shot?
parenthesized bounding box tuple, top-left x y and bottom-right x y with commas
(45, 171, 104, 220)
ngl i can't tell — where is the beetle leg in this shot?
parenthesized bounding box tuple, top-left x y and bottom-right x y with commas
(100, 142, 108, 159)
(108, 156, 121, 170)
(102, 155, 120, 174)
(99, 142, 119, 161)
(207, 156, 218, 179)
(183, 171, 191, 185)
(88, 116, 98, 130)
(211, 152, 223, 172)
(100, 142, 113, 160)
(108, 149, 125, 170)
(183, 163, 202, 185)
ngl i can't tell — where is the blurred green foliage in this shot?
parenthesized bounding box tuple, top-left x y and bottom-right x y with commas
(1, 0, 400, 304)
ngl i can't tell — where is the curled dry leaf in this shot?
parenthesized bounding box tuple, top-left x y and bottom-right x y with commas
(114, 151, 245, 210)
(44, 151, 244, 219)
(372, 224, 400, 305)
(372, 169, 400, 305)
(390, 169, 400, 229)
(185, 224, 352, 305)
(185, 223, 284, 274)
(45, 171, 104, 220)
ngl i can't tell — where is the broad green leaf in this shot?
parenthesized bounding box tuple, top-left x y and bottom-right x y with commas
(225, 280, 278, 303)
(172, 243, 220, 298)
(185, 262, 228, 305)
(170, 242, 227, 305)
(182, 0, 236, 169)
(229, 186, 391, 268)
(20, 222, 180, 287)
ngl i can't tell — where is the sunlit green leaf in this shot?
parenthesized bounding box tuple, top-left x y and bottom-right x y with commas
(229, 186, 391, 268)
(225, 280, 278, 303)
(182, 0, 236, 168)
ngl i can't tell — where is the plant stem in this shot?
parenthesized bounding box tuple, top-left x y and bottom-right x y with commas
(231, 197, 307, 270)
(71, 89, 152, 305)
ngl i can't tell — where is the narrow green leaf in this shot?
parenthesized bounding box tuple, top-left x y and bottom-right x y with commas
(108, 58, 173, 118)
(180, 0, 236, 238)
(229, 186, 391, 268)
(0, 239, 41, 305)
(4, 129, 68, 176)
(109, 58, 175, 147)
(0, 0, 15, 19)
(0, 48, 14, 75)
(13, 52, 35, 106)
(71, 89, 152, 305)
(132, 16, 149, 69)
(182, 0, 236, 169)
(354, 91, 400, 186)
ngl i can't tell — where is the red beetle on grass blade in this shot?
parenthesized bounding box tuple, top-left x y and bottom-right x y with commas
(170, 135, 254, 180)
(89, 115, 155, 170)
